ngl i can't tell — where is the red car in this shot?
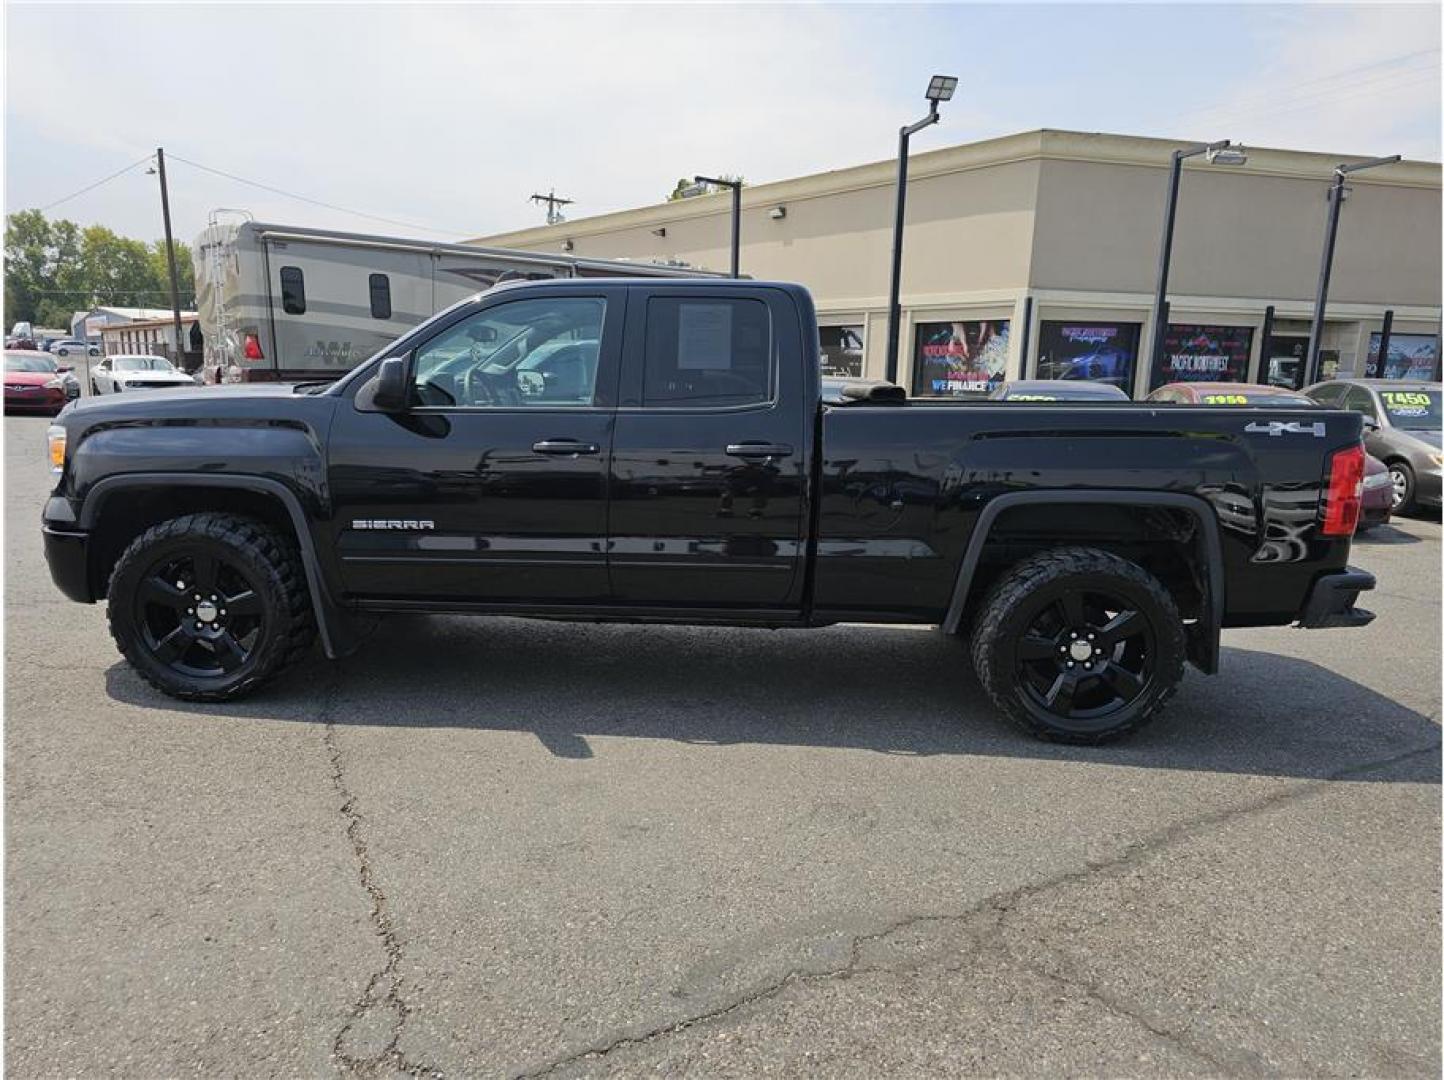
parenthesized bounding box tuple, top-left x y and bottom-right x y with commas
(4, 351, 75, 416)
(1146, 381, 1391, 531)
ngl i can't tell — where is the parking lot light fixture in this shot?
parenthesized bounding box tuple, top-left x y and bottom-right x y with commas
(694, 175, 743, 278)
(885, 74, 960, 384)
(1306, 154, 1403, 384)
(1148, 139, 1243, 377)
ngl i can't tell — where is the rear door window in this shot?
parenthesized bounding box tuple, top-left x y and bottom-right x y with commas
(642, 297, 772, 407)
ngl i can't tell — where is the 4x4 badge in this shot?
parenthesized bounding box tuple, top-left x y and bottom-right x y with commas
(1245, 420, 1326, 438)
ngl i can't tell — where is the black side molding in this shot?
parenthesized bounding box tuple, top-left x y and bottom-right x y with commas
(1295, 567, 1376, 629)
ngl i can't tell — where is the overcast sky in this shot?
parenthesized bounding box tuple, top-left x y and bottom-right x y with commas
(5, 2, 1440, 246)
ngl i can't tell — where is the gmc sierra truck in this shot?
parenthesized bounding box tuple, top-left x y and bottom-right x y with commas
(42, 278, 1376, 742)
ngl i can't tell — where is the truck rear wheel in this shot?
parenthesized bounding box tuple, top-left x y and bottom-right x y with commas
(970, 547, 1185, 744)
(107, 512, 316, 701)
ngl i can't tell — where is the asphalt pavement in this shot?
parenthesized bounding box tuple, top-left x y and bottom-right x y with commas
(4, 412, 1440, 1077)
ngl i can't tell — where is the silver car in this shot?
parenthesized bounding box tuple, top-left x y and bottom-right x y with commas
(1305, 378, 1442, 512)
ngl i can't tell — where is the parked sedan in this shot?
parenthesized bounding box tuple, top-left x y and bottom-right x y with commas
(49, 339, 99, 360)
(1304, 378, 1442, 512)
(1358, 453, 1394, 532)
(1145, 381, 1319, 406)
(5, 352, 78, 415)
(991, 379, 1129, 401)
(91, 354, 197, 395)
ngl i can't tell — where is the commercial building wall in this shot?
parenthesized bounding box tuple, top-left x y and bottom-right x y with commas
(471, 129, 1442, 396)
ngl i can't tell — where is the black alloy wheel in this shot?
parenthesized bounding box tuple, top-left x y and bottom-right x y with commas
(1012, 586, 1154, 731)
(133, 549, 264, 678)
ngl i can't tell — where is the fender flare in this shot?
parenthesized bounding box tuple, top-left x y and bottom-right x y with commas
(80, 473, 356, 659)
(940, 490, 1225, 674)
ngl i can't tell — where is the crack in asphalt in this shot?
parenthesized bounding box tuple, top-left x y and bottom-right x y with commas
(321, 676, 442, 1079)
(514, 740, 1441, 1078)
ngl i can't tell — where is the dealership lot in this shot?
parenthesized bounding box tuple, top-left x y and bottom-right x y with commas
(4, 413, 1439, 1075)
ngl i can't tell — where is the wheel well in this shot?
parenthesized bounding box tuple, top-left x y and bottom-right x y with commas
(967, 503, 1209, 624)
(87, 486, 297, 598)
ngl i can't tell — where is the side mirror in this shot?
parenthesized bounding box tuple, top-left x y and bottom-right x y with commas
(372, 356, 410, 412)
(56, 364, 72, 374)
(1362, 417, 1380, 432)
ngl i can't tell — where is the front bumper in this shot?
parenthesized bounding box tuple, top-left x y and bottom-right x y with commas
(1414, 467, 1442, 508)
(1295, 567, 1375, 629)
(43, 496, 93, 603)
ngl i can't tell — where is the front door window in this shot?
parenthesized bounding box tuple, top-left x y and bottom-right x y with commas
(413, 297, 606, 408)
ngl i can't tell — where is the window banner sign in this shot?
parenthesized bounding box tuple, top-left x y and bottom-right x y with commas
(1035, 321, 1139, 389)
(1365, 333, 1440, 380)
(819, 324, 864, 378)
(913, 319, 1010, 396)
(1150, 324, 1253, 389)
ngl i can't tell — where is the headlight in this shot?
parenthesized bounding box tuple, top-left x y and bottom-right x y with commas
(46, 424, 66, 474)
(43, 376, 65, 389)
(1429, 453, 1443, 469)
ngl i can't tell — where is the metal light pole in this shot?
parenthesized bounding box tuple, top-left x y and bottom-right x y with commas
(151, 148, 186, 366)
(1148, 140, 1247, 377)
(884, 74, 958, 384)
(1305, 155, 1401, 384)
(693, 176, 742, 278)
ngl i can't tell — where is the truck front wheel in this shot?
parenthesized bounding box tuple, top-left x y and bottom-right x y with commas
(107, 512, 316, 701)
(969, 547, 1186, 744)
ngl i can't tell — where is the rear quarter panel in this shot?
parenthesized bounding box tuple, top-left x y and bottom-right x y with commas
(815, 401, 1362, 624)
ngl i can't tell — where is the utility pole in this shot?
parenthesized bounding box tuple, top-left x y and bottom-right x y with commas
(155, 148, 185, 366)
(529, 189, 574, 226)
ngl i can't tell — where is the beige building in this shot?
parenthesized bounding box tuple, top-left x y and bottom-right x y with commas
(470, 129, 1442, 398)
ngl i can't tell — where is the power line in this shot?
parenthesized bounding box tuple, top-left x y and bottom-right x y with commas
(38, 154, 154, 212)
(165, 153, 467, 237)
(1170, 47, 1439, 127)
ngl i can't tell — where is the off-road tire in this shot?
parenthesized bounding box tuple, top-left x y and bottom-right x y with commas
(107, 512, 316, 701)
(970, 546, 1186, 744)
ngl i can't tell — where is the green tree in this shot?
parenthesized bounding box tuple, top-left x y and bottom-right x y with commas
(667, 175, 745, 201)
(4, 209, 54, 326)
(5, 210, 195, 330)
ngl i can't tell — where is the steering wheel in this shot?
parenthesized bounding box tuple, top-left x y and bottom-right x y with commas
(463, 365, 499, 406)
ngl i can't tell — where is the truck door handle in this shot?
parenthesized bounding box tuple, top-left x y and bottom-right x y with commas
(532, 439, 600, 456)
(725, 442, 794, 458)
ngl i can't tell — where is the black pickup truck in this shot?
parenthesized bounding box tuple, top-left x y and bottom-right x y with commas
(42, 278, 1376, 742)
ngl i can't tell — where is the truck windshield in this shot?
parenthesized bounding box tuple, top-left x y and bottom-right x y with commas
(1379, 388, 1441, 430)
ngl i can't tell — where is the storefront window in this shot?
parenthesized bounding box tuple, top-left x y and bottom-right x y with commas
(912, 319, 1009, 397)
(1365, 333, 1440, 380)
(1149, 324, 1253, 390)
(819, 324, 864, 378)
(1263, 336, 1309, 389)
(1035, 321, 1139, 391)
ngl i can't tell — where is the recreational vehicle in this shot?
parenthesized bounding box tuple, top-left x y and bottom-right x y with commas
(192, 218, 719, 382)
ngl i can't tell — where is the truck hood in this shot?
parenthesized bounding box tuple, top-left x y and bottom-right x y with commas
(67, 382, 309, 411)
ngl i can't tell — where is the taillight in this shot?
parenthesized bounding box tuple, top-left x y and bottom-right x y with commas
(1321, 442, 1366, 536)
(242, 333, 264, 360)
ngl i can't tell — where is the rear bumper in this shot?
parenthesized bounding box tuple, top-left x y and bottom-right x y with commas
(43, 525, 93, 603)
(1295, 566, 1375, 629)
